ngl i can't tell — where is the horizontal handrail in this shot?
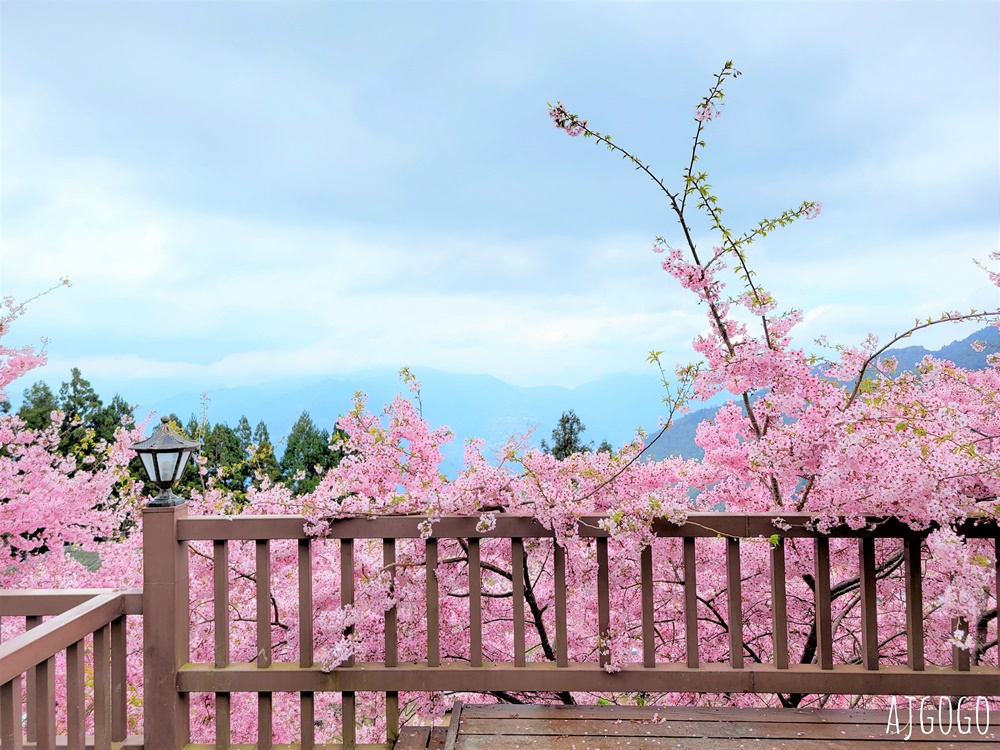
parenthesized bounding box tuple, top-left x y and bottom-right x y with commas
(0, 588, 142, 616)
(177, 661, 1000, 696)
(0, 592, 127, 684)
(176, 512, 1000, 540)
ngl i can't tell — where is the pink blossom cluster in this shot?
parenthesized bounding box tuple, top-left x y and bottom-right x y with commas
(548, 101, 587, 137)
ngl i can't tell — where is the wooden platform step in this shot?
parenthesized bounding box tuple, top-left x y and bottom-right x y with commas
(394, 703, 999, 749)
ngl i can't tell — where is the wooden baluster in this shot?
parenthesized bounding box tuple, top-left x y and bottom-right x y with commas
(727, 538, 744, 669)
(683, 538, 699, 668)
(951, 536, 971, 673)
(214, 540, 231, 750)
(952, 616, 970, 672)
(469, 538, 482, 667)
(859, 538, 879, 670)
(596, 538, 611, 669)
(299, 539, 315, 750)
(1, 676, 23, 750)
(770, 538, 788, 670)
(66, 640, 85, 750)
(24, 616, 41, 744)
(427, 539, 439, 668)
(641, 544, 655, 668)
(512, 538, 526, 668)
(903, 536, 924, 671)
(341, 539, 356, 750)
(94, 625, 111, 750)
(33, 652, 56, 750)
(256, 540, 272, 750)
(814, 537, 833, 670)
(554, 542, 568, 668)
(111, 615, 127, 741)
(383, 539, 399, 746)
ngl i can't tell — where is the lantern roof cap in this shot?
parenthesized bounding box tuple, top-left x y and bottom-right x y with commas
(132, 416, 201, 452)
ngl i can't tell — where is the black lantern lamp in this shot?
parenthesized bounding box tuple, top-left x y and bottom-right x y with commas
(131, 416, 201, 507)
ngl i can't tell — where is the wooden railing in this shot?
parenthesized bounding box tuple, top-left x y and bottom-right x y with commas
(2, 508, 997, 750)
(160, 508, 999, 749)
(0, 589, 142, 750)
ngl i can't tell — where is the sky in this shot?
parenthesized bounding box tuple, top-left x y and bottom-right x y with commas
(1, 0, 998, 407)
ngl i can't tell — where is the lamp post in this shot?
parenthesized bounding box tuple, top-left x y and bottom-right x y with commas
(137, 416, 200, 749)
(131, 416, 200, 507)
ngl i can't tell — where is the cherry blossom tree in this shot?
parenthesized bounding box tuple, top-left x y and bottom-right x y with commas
(3, 63, 998, 742)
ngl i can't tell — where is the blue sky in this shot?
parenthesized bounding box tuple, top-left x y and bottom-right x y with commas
(2, 0, 998, 404)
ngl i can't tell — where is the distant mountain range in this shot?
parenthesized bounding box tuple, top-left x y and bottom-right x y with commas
(143, 326, 998, 474)
(643, 325, 1000, 462)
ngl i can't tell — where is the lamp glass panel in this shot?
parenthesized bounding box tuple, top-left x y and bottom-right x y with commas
(139, 453, 158, 483)
(175, 451, 192, 482)
(156, 452, 179, 484)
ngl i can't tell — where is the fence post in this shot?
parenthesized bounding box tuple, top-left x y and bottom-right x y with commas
(143, 504, 190, 750)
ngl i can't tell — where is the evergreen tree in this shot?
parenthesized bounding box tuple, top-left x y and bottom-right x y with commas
(541, 409, 591, 460)
(234, 416, 253, 455)
(17, 381, 58, 431)
(279, 411, 344, 495)
(251, 420, 281, 485)
(202, 423, 246, 493)
(92, 394, 134, 445)
(57, 368, 103, 455)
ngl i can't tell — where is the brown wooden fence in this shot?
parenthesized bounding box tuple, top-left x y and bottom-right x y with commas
(0, 589, 141, 750)
(2, 507, 998, 750)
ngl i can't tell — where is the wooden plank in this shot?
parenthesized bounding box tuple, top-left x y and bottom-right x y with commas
(640, 545, 655, 668)
(257, 539, 273, 750)
(300, 538, 314, 750)
(459, 706, 899, 723)
(428, 727, 448, 750)
(342, 692, 356, 750)
(384, 539, 398, 747)
(726, 537, 743, 669)
(93, 626, 110, 750)
(65, 641, 85, 750)
(596, 538, 610, 669)
(256, 540, 271, 668)
(176, 513, 1000, 541)
(770, 538, 789, 670)
(553, 544, 567, 669)
(25, 616, 40, 745)
(216, 692, 231, 750)
(814, 536, 833, 670)
(683, 537, 698, 668)
(394, 726, 431, 750)
(110, 616, 127, 742)
(468, 540, 482, 668)
(342, 538, 356, 750)
(426, 539, 439, 668)
(214, 540, 230, 668)
(32, 651, 55, 750)
(859, 537, 879, 670)
(455, 737, 995, 749)
(1, 675, 23, 750)
(258, 691, 273, 750)
(443, 701, 462, 750)
(904, 536, 925, 671)
(511, 538, 525, 668)
(456, 715, 995, 741)
(179, 660, 1000, 695)
(953, 616, 971, 672)
(0, 590, 142, 617)
(393, 726, 431, 750)
(213, 539, 231, 749)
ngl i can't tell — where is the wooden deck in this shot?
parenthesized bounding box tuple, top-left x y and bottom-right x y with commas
(394, 703, 999, 749)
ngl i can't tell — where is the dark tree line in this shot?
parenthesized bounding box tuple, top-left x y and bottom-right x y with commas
(9, 370, 607, 504)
